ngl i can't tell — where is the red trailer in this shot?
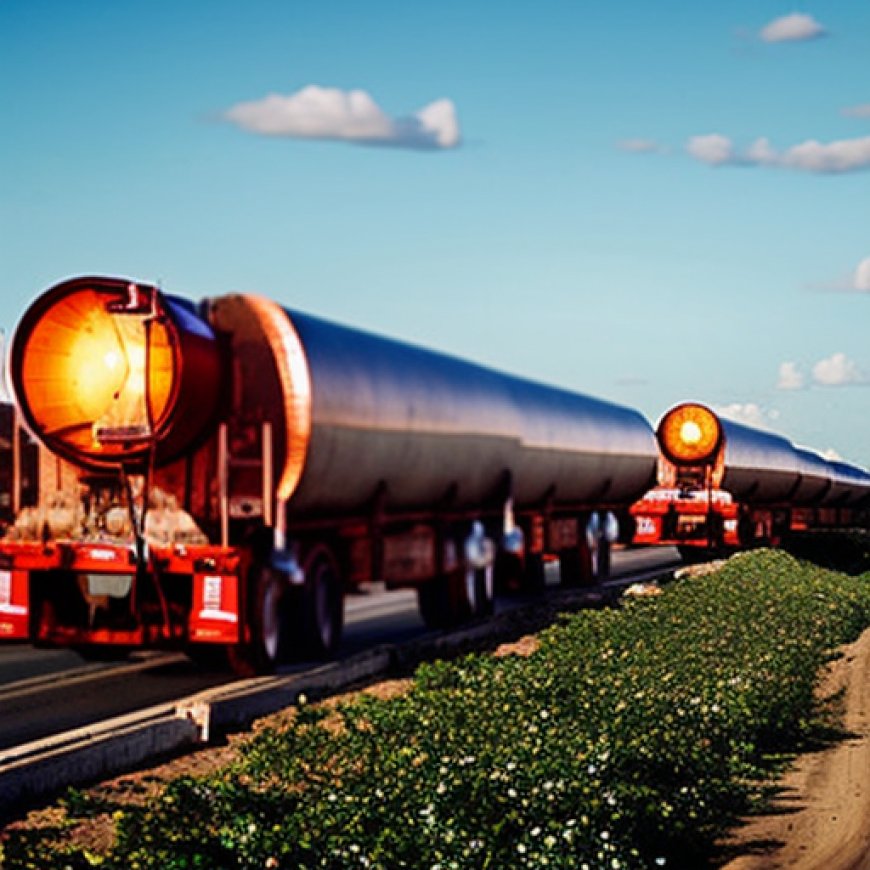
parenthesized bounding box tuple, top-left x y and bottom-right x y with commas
(1, 276, 658, 672)
(630, 402, 870, 557)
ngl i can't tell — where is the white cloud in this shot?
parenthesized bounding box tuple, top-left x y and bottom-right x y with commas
(821, 447, 843, 461)
(760, 13, 826, 43)
(780, 136, 870, 172)
(684, 133, 870, 173)
(777, 361, 805, 390)
(617, 138, 663, 153)
(686, 134, 737, 166)
(842, 104, 870, 119)
(716, 403, 779, 430)
(222, 85, 460, 150)
(812, 352, 867, 386)
(854, 258, 870, 292)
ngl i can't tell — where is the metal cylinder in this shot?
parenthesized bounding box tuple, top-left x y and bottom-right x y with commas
(206, 294, 659, 516)
(655, 402, 870, 508)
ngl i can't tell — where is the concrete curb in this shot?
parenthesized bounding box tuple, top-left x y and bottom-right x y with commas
(0, 566, 675, 817)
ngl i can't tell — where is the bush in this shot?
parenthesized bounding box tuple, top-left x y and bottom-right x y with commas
(4, 549, 870, 869)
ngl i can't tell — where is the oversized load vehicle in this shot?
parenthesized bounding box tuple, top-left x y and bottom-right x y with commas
(631, 402, 870, 555)
(1, 276, 658, 672)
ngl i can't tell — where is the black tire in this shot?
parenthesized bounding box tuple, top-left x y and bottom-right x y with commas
(494, 550, 524, 594)
(417, 561, 492, 629)
(228, 564, 290, 676)
(559, 543, 593, 587)
(293, 544, 344, 659)
(597, 539, 611, 580)
(418, 575, 451, 629)
(471, 565, 495, 617)
(523, 552, 547, 594)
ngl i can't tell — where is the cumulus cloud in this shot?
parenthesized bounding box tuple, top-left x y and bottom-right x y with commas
(812, 352, 867, 386)
(777, 361, 805, 390)
(760, 13, 826, 43)
(781, 136, 870, 172)
(686, 134, 736, 166)
(685, 132, 870, 173)
(854, 257, 870, 291)
(842, 104, 870, 119)
(716, 403, 780, 430)
(222, 85, 460, 150)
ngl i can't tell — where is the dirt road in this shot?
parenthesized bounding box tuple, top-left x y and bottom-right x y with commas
(721, 629, 870, 869)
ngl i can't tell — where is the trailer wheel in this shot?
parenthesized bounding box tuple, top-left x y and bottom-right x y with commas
(494, 550, 524, 593)
(559, 544, 593, 587)
(523, 553, 547, 593)
(418, 562, 493, 629)
(597, 539, 612, 579)
(295, 544, 344, 659)
(467, 565, 494, 617)
(417, 576, 451, 629)
(229, 565, 290, 676)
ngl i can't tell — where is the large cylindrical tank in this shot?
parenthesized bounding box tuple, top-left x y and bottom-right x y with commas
(655, 402, 870, 508)
(826, 460, 870, 507)
(792, 447, 834, 505)
(206, 294, 659, 515)
(7, 278, 659, 516)
(719, 420, 803, 504)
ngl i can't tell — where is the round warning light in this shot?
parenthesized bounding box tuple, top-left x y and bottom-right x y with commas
(657, 403, 723, 466)
(9, 276, 223, 471)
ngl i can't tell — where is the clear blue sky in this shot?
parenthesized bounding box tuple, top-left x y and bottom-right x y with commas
(2, 1, 869, 464)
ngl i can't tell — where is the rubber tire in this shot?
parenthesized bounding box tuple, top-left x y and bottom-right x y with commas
(418, 562, 491, 629)
(418, 575, 451, 629)
(559, 543, 594, 587)
(597, 539, 612, 580)
(523, 553, 547, 594)
(294, 544, 344, 659)
(471, 565, 494, 618)
(228, 565, 290, 676)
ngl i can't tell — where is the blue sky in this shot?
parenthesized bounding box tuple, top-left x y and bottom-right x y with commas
(2, 1, 869, 464)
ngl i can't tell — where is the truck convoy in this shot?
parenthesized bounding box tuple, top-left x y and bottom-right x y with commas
(0, 276, 659, 672)
(630, 402, 870, 557)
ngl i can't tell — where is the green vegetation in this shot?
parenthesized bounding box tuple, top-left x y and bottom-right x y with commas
(4, 545, 870, 869)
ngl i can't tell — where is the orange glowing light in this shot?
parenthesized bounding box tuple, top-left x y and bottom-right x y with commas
(657, 403, 722, 466)
(14, 285, 175, 464)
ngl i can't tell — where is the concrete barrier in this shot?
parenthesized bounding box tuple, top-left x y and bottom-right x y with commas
(0, 571, 673, 817)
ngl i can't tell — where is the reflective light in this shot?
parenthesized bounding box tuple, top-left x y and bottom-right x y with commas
(657, 403, 722, 466)
(15, 284, 174, 462)
(680, 420, 702, 445)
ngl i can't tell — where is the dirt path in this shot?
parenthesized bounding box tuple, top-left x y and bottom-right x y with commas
(721, 629, 870, 869)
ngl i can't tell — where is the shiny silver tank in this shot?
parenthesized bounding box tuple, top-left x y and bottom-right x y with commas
(720, 420, 802, 504)
(792, 447, 834, 505)
(208, 294, 659, 516)
(826, 460, 870, 507)
(719, 418, 870, 507)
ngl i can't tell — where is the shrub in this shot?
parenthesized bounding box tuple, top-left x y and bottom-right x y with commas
(4, 548, 870, 869)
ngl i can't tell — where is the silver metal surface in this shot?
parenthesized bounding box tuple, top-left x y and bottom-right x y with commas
(720, 418, 870, 507)
(827, 460, 870, 506)
(284, 309, 659, 514)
